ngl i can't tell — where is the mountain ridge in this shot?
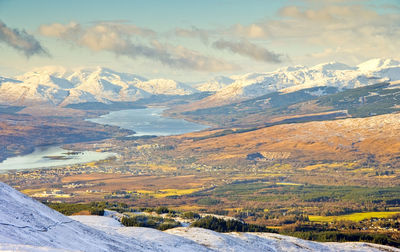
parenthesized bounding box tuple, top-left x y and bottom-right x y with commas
(184, 58, 400, 110)
(1, 58, 400, 108)
(0, 66, 197, 106)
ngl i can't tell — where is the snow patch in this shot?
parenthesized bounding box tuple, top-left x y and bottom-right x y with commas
(0, 182, 398, 251)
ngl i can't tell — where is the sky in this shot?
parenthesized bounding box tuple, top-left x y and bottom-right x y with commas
(0, 0, 400, 82)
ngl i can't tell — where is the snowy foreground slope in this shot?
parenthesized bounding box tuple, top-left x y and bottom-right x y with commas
(0, 182, 398, 252)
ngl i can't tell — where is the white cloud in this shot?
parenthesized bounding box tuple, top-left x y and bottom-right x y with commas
(39, 22, 237, 72)
(174, 26, 209, 44)
(231, 3, 400, 63)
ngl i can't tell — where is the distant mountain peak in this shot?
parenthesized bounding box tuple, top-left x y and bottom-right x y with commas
(0, 67, 194, 106)
(1, 59, 400, 107)
(197, 76, 235, 92)
(310, 61, 355, 71)
(136, 78, 198, 95)
(357, 58, 400, 72)
(189, 58, 400, 109)
(277, 65, 306, 72)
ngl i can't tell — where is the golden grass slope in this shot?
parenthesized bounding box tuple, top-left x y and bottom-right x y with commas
(173, 113, 400, 164)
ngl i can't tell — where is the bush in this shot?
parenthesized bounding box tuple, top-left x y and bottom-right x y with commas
(155, 206, 170, 214)
(182, 211, 200, 219)
(158, 222, 180, 231)
(89, 208, 104, 216)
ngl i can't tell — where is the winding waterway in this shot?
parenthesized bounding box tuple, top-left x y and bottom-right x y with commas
(0, 145, 114, 172)
(86, 107, 209, 136)
(0, 107, 208, 172)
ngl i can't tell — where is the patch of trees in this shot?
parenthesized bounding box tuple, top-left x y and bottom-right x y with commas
(196, 197, 221, 206)
(190, 216, 275, 233)
(46, 202, 105, 216)
(121, 215, 180, 231)
(285, 231, 400, 248)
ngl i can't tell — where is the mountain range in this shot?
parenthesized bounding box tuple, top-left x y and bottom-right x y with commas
(0, 58, 399, 107)
(0, 67, 196, 106)
(187, 58, 400, 109)
(0, 182, 395, 252)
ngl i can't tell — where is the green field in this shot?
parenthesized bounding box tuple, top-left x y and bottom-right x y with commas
(309, 211, 400, 222)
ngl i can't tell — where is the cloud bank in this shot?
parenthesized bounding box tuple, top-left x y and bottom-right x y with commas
(0, 20, 48, 57)
(39, 22, 236, 72)
(231, 3, 400, 62)
(175, 26, 209, 44)
(213, 39, 283, 63)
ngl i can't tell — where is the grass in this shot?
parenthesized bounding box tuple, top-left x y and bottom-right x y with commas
(300, 162, 357, 172)
(136, 163, 178, 172)
(276, 182, 303, 186)
(137, 188, 203, 198)
(309, 211, 400, 222)
(21, 188, 46, 195)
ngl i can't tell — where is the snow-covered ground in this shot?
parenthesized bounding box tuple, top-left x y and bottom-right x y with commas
(0, 182, 399, 252)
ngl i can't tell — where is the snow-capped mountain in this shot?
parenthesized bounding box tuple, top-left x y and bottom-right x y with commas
(1, 58, 399, 108)
(196, 76, 235, 92)
(65, 67, 148, 105)
(135, 79, 197, 95)
(194, 58, 400, 107)
(0, 182, 396, 252)
(0, 67, 199, 106)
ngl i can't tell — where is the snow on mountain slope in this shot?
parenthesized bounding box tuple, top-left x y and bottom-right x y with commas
(191, 58, 400, 108)
(0, 243, 76, 252)
(135, 79, 198, 95)
(74, 216, 398, 252)
(67, 67, 149, 103)
(196, 76, 235, 92)
(0, 182, 151, 251)
(58, 89, 100, 106)
(0, 76, 21, 85)
(1, 58, 399, 107)
(0, 69, 72, 106)
(357, 58, 400, 72)
(166, 227, 396, 252)
(0, 182, 397, 252)
(0, 67, 196, 106)
(71, 216, 210, 252)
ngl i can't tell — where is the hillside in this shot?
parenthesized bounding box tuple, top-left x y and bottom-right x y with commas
(154, 113, 400, 184)
(0, 182, 397, 252)
(173, 81, 400, 127)
(175, 58, 400, 112)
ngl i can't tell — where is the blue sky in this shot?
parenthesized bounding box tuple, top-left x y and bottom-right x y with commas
(1, 0, 400, 81)
(0, 0, 281, 29)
